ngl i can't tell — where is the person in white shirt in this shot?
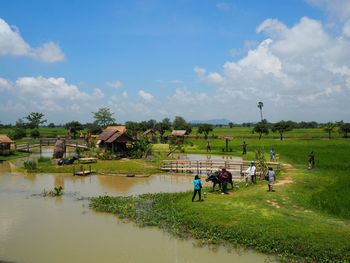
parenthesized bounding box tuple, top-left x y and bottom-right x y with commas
(245, 161, 256, 185)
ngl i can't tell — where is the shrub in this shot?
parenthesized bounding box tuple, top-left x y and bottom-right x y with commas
(10, 128, 26, 140)
(30, 129, 40, 138)
(23, 160, 37, 171)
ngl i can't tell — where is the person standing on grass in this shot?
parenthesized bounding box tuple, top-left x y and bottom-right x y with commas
(242, 141, 247, 155)
(192, 175, 203, 202)
(245, 161, 256, 185)
(270, 148, 275, 162)
(308, 151, 315, 169)
(219, 168, 230, 194)
(266, 167, 276, 192)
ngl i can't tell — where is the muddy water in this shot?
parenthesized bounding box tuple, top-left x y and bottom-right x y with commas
(0, 160, 275, 263)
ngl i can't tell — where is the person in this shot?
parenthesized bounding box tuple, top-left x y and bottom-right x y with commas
(270, 148, 275, 162)
(219, 168, 230, 194)
(206, 141, 211, 153)
(242, 141, 247, 155)
(308, 151, 315, 169)
(192, 175, 203, 202)
(245, 161, 256, 185)
(266, 167, 276, 192)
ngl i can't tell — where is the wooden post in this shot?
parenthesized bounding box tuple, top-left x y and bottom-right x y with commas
(225, 138, 228, 152)
(39, 139, 42, 155)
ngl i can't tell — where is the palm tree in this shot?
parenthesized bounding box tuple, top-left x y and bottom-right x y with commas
(257, 101, 264, 121)
(323, 122, 336, 139)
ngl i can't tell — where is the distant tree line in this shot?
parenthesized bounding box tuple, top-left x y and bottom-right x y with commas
(1, 109, 350, 140)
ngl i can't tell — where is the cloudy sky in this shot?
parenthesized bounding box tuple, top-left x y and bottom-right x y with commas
(1, 0, 350, 124)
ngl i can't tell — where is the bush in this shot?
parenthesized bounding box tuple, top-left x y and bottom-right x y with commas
(30, 129, 40, 139)
(10, 128, 26, 140)
(23, 160, 37, 171)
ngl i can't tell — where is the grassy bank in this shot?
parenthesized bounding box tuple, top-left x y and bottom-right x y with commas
(26, 157, 161, 175)
(90, 138, 350, 262)
(0, 151, 30, 161)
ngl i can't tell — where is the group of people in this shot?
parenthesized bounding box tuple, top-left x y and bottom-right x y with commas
(192, 163, 277, 201)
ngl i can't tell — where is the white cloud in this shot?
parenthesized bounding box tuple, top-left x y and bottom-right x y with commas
(0, 78, 13, 91)
(138, 90, 154, 101)
(307, 0, 350, 22)
(0, 18, 30, 56)
(0, 18, 64, 62)
(15, 76, 99, 101)
(107, 80, 123, 89)
(33, 42, 65, 62)
(122, 91, 128, 99)
(194, 16, 350, 121)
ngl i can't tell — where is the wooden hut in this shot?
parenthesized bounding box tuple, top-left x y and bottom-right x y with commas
(97, 126, 134, 154)
(170, 130, 187, 144)
(0, 135, 14, 156)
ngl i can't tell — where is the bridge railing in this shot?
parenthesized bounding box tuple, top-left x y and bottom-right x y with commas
(160, 159, 280, 175)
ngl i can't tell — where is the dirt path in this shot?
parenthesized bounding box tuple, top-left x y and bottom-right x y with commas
(274, 163, 295, 186)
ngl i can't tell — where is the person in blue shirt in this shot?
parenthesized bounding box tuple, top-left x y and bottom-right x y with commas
(192, 175, 203, 202)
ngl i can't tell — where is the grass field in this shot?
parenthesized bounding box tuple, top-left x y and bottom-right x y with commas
(90, 129, 350, 262)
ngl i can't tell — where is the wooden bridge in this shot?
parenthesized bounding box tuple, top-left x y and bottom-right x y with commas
(160, 159, 280, 175)
(16, 138, 88, 153)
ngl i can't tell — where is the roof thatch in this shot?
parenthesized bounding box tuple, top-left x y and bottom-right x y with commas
(171, 130, 186, 136)
(0, 135, 14, 144)
(106, 133, 133, 143)
(97, 126, 127, 141)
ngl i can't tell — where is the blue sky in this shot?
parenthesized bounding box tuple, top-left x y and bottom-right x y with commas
(1, 0, 350, 124)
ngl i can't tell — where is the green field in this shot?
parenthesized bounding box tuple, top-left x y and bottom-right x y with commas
(90, 129, 350, 262)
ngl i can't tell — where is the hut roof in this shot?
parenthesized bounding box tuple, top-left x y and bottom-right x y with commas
(0, 135, 14, 143)
(106, 132, 134, 143)
(171, 130, 187, 136)
(97, 126, 127, 141)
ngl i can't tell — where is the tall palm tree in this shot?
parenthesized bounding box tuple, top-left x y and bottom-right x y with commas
(323, 122, 336, 139)
(257, 101, 264, 121)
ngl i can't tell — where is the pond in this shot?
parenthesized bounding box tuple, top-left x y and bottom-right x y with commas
(0, 158, 276, 263)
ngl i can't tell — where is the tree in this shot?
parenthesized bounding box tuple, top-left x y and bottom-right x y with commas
(92, 107, 116, 128)
(252, 120, 269, 140)
(25, 112, 47, 129)
(197, 124, 213, 139)
(126, 121, 142, 138)
(48, 123, 55, 128)
(339, 122, 350, 138)
(85, 122, 102, 135)
(30, 129, 40, 139)
(228, 122, 234, 128)
(257, 101, 264, 121)
(323, 122, 336, 139)
(271, 121, 294, 140)
(156, 118, 172, 139)
(173, 116, 192, 134)
(65, 121, 83, 139)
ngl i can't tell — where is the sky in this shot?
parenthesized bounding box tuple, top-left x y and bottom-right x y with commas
(1, 0, 350, 124)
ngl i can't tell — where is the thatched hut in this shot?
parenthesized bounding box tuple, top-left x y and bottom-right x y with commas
(97, 126, 134, 154)
(170, 130, 187, 144)
(0, 135, 14, 156)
